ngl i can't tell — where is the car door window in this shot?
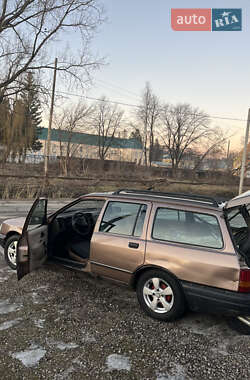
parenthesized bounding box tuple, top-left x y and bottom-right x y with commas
(100, 201, 147, 236)
(133, 205, 147, 237)
(61, 199, 105, 214)
(55, 199, 105, 224)
(28, 199, 47, 229)
(152, 207, 223, 249)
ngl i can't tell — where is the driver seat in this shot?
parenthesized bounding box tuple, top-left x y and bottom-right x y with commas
(68, 212, 94, 261)
(70, 240, 90, 260)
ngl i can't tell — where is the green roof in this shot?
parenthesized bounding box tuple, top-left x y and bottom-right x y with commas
(39, 128, 142, 149)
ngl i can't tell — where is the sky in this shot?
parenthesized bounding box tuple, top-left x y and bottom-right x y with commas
(68, 0, 250, 151)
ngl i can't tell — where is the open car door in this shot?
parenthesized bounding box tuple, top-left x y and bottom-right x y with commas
(17, 198, 48, 280)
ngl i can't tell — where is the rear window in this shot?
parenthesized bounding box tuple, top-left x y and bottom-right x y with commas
(152, 208, 223, 249)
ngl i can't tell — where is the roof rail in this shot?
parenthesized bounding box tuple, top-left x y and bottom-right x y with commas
(113, 189, 219, 207)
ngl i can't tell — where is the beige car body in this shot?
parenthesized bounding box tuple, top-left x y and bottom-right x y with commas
(2, 190, 250, 321)
(0, 192, 244, 290)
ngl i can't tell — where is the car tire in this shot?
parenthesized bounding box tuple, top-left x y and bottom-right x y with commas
(136, 269, 186, 321)
(227, 316, 250, 335)
(4, 235, 19, 270)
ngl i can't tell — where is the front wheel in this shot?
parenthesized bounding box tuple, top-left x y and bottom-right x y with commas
(4, 235, 20, 270)
(136, 270, 186, 321)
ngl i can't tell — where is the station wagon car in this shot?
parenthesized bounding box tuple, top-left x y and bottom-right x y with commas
(1, 189, 250, 324)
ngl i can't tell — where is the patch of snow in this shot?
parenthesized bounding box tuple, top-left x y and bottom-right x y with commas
(11, 345, 46, 367)
(178, 314, 223, 337)
(81, 332, 96, 343)
(106, 354, 131, 371)
(0, 267, 15, 283)
(54, 357, 85, 379)
(0, 267, 13, 282)
(0, 299, 22, 314)
(47, 339, 79, 351)
(31, 292, 43, 304)
(0, 267, 14, 275)
(34, 319, 45, 329)
(34, 285, 49, 291)
(73, 358, 84, 366)
(156, 364, 187, 380)
(56, 342, 79, 351)
(0, 276, 10, 283)
(0, 318, 22, 331)
(55, 366, 75, 379)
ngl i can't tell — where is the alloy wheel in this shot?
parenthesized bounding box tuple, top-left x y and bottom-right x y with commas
(143, 277, 174, 314)
(7, 240, 17, 266)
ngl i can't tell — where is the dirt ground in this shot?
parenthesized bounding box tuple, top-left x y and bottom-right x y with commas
(0, 252, 250, 380)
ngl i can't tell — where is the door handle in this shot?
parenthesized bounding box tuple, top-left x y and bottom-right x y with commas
(128, 242, 139, 249)
(41, 232, 45, 238)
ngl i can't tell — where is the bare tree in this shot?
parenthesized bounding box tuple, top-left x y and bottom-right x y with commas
(192, 128, 228, 172)
(0, 0, 105, 100)
(136, 82, 160, 166)
(160, 103, 214, 173)
(54, 102, 93, 175)
(92, 97, 123, 161)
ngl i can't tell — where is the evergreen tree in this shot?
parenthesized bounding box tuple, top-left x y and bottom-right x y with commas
(130, 129, 142, 144)
(19, 72, 42, 160)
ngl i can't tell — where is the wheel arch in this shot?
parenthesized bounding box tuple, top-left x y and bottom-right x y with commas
(5, 231, 21, 244)
(130, 264, 182, 290)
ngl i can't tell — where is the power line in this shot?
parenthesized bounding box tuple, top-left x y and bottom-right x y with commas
(208, 115, 246, 122)
(55, 89, 248, 122)
(3, 87, 248, 123)
(56, 90, 141, 108)
(94, 78, 141, 100)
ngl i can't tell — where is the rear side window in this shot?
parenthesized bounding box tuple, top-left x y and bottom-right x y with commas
(152, 208, 223, 249)
(100, 201, 147, 236)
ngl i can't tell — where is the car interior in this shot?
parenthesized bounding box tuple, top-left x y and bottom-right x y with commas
(226, 205, 250, 266)
(47, 199, 105, 265)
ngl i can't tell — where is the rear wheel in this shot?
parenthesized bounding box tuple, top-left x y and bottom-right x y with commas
(4, 235, 20, 270)
(136, 269, 186, 321)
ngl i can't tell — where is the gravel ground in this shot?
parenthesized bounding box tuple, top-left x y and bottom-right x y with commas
(0, 255, 250, 380)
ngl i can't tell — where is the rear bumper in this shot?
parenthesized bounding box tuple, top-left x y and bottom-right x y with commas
(0, 234, 5, 248)
(182, 281, 250, 316)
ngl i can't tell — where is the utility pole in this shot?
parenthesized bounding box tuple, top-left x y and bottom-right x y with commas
(44, 58, 58, 185)
(226, 140, 230, 170)
(239, 108, 250, 194)
(226, 140, 230, 160)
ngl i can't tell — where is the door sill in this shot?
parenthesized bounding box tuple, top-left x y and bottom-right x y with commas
(49, 256, 87, 270)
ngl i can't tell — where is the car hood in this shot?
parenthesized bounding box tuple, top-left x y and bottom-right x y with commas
(224, 190, 250, 210)
(0, 217, 25, 236)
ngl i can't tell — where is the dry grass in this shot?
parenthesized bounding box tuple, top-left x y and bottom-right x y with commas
(0, 175, 241, 201)
(0, 160, 243, 200)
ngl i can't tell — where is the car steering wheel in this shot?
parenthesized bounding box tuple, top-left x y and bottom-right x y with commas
(72, 212, 92, 237)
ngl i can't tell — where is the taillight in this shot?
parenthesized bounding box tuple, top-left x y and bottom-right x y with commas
(239, 269, 250, 293)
